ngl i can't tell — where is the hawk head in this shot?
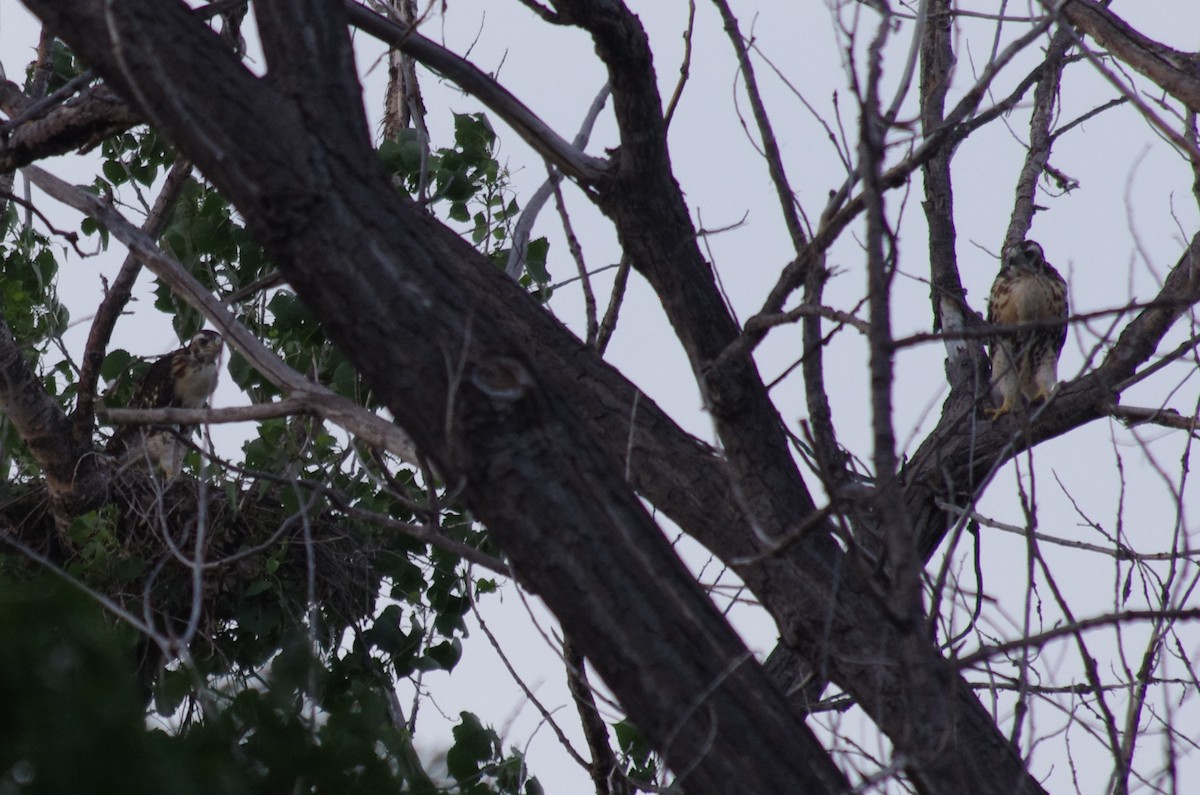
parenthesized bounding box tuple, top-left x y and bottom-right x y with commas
(184, 329, 224, 364)
(171, 330, 225, 408)
(1003, 239, 1049, 274)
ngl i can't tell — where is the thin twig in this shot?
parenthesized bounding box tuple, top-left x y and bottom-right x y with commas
(936, 500, 1200, 561)
(594, 256, 631, 356)
(663, 0, 695, 131)
(505, 82, 609, 280)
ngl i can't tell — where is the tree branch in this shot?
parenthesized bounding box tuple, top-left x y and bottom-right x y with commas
(1039, 0, 1200, 113)
(343, 1, 607, 184)
(0, 313, 103, 517)
(0, 80, 141, 172)
(101, 398, 310, 425)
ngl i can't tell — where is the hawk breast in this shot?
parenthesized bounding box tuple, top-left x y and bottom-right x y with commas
(172, 357, 221, 408)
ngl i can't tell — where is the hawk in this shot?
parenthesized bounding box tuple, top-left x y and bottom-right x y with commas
(986, 240, 1068, 419)
(106, 330, 225, 475)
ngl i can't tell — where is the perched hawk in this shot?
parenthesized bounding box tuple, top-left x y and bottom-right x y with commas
(986, 240, 1068, 419)
(106, 330, 224, 475)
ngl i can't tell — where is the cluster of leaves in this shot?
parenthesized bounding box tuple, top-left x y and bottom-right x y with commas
(0, 578, 541, 794)
(26, 36, 86, 95)
(0, 209, 69, 346)
(379, 112, 551, 287)
(0, 25, 558, 782)
(0, 80, 552, 784)
(0, 206, 70, 480)
(614, 720, 660, 785)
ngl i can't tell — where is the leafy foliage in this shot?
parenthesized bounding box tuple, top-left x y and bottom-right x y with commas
(0, 578, 540, 793)
(0, 209, 70, 479)
(379, 112, 551, 289)
(0, 210, 68, 348)
(0, 71, 545, 789)
(613, 720, 660, 784)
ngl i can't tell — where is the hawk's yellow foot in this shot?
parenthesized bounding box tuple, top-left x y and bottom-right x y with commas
(985, 399, 1015, 420)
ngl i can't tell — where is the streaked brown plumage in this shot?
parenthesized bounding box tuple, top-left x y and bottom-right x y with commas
(106, 330, 224, 475)
(986, 240, 1068, 419)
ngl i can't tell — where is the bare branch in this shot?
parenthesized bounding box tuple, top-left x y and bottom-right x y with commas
(344, 1, 607, 184)
(937, 501, 1200, 561)
(712, 0, 808, 249)
(662, 0, 695, 131)
(102, 397, 311, 426)
(563, 638, 630, 795)
(958, 608, 1200, 669)
(1005, 26, 1074, 247)
(1039, 0, 1200, 113)
(1105, 403, 1200, 435)
(594, 256, 631, 356)
(505, 82, 610, 281)
(743, 301, 869, 336)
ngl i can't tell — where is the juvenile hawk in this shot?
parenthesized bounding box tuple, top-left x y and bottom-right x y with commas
(986, 240, 1068, 419)
(106, 330, 224, 475)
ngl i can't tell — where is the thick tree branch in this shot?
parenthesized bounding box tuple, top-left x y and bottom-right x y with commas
(0, 80, 141, 172)
(0, 312, 103, 516)
(26, 1, 849, 790)
(1039, 0, 1200, 113)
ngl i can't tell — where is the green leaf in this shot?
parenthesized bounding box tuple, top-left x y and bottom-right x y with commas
(154, 667, 193, 716)
(101, 159, 127, 185)
(422, 638, 461, 672)
(453, 112, 497, 158)
(524, 237, 550, 284)
(100, 349, 134, 381)
(446, 712, 497, 782)
(243, 579, 272, 598)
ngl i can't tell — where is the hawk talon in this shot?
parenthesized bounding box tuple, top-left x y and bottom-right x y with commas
(985, 402, 1013, 421)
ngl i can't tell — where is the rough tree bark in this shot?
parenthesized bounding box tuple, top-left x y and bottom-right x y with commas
(22, 0, 848, 791)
